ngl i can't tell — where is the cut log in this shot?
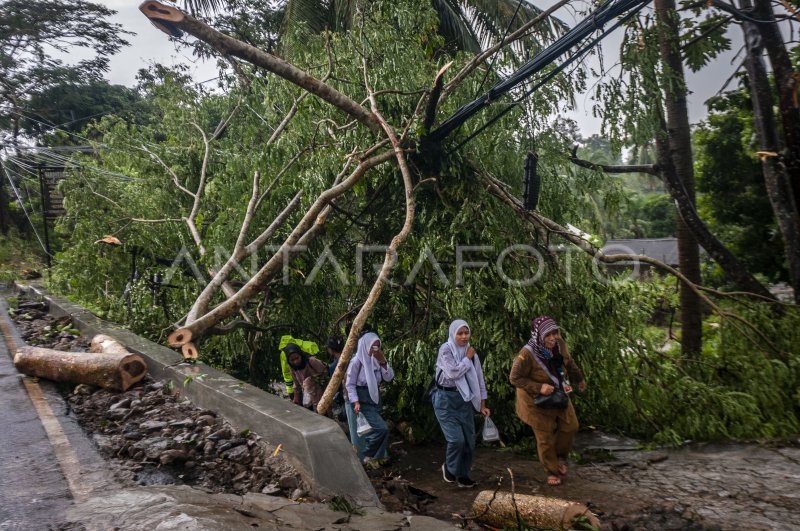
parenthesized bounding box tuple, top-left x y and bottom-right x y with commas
(181, 342, 198, 360)
(14, 346, 147, 392)
(472, 490, 600, 530)
(89, 334, 130, 355)
(168, 328, 192, 347)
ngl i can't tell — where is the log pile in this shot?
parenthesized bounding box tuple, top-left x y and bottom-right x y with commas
(472, 490, 600, 530)
(14, 334, 147, 392)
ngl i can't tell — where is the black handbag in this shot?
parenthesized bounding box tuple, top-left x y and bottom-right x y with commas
(422, 369, 442, 402)
(534, 388, 569, 410)
(523, 345, 569, 410)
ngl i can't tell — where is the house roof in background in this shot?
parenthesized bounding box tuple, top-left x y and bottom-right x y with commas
(602, 238, 679, 266)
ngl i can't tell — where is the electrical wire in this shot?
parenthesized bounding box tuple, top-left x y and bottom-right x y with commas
(2, 112, 135, 181)
(447, 1, 649, 155)
(429, 0, 652, 142)
(474, 0, 527, 97)
(1, 159, 52, 257)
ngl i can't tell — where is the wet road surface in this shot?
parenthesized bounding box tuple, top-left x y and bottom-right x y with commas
(0, 299, 117, 530)
(0, 309, 73, 529)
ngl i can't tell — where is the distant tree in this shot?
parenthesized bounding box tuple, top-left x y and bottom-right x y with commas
(20, 77, 153, 145)
(0, 0, 131, 233)
(695, 90, 786, 281)
(641, 194, 676, 238)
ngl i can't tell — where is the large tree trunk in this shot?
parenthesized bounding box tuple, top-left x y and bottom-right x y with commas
(471, 490, 600, 530)
(753, 0, 800, 207)
(14, 342, 147, 392)
(744, 0, 800, 303)
(655, 0, 703, 355)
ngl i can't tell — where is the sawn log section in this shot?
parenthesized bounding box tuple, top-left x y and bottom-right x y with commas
(14, 335, 147, 392)
(472, 490, 600, 530)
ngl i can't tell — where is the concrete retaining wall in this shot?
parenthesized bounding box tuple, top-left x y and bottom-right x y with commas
(14, 283, 379, 506)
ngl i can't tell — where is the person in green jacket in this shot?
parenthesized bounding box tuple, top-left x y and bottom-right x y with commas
(278, 335, 319, 396)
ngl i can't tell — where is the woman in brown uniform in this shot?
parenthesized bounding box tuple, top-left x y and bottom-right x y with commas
(509, 316, 586, 486)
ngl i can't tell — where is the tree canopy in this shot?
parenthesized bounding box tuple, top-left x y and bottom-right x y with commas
(42, 0, 800, 445)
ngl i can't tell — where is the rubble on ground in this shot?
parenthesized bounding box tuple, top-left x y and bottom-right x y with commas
(11, 301, 305, 500)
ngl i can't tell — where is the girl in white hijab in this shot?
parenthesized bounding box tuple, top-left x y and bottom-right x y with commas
(345, 332, 394, 463)
(433, 319, 490, 487)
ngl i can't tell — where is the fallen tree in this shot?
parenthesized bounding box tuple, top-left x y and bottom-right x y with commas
(14, 337, 147, 392)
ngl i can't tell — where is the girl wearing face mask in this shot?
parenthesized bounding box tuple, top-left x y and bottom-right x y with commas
(433, 319, 490, 488)
(344, 332, 394, 464)
(509, 316, 587, 486)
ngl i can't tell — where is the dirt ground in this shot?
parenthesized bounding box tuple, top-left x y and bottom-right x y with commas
(382, 433, 800, 530)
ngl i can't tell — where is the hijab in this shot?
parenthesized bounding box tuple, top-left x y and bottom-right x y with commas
(355, 332, 382, 403)
(527, 316, 560, 359)
(285, 343, 308, 370)
(441, 319, 482, 412)
(527, 316, 565, 380)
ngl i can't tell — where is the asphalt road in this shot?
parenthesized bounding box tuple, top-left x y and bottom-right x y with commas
(0, 298, 114, 530)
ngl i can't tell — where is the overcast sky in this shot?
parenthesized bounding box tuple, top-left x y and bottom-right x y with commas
(94, 1, 747, 137)
(98, 1, 219, 86)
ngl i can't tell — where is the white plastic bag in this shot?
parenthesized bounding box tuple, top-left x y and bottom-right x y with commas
(356, 412, 373, 436)
(481, 416, 500, 442)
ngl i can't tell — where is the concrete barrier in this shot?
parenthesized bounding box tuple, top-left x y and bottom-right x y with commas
(14, 283, 380, 506)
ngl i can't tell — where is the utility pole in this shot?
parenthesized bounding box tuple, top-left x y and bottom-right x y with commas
(37, 164, 52, 269)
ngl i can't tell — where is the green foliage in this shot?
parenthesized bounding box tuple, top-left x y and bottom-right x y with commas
(20, 79, 154, 144)
(571, 135, 674, 240)
(680, 14, 731, 73)
(328, 495, 365, 515)
(46, 0, 800, 447)
(694, 90, 787, 283)
(0, 228, 46, 282)
(183, 373, 207, 387)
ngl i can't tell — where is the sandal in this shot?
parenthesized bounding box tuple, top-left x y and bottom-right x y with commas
(547, 475, 562, 486)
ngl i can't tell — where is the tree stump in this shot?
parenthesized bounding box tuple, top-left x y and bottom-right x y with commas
(471, 490, 600, 530)
(14, 341, 147, 392)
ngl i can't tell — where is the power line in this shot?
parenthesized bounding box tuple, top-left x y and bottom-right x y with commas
(429, 0, 652, 143)
(1, 158, 52, 258)
(6, 108, 198, 181)
(1, 119, 135, 182)
(447, 2, 648, 154)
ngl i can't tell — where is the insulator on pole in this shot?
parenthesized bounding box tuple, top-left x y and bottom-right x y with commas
(522, 151, 540, 211)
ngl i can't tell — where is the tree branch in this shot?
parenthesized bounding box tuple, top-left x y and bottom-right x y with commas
(317, 37, 420, 416)
(569, 144, 774, 300)
(570, 145, 660, 175)
(167, 148, 396, 346)
(422, 62, 452, 132)
(187, 190, 304, 322)
(482, 171, 788, 359)
(140, 144, 194, 197)
(139, 1, 381, 134)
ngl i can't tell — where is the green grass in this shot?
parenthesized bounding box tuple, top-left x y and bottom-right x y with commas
(0, 229, 46, 282)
